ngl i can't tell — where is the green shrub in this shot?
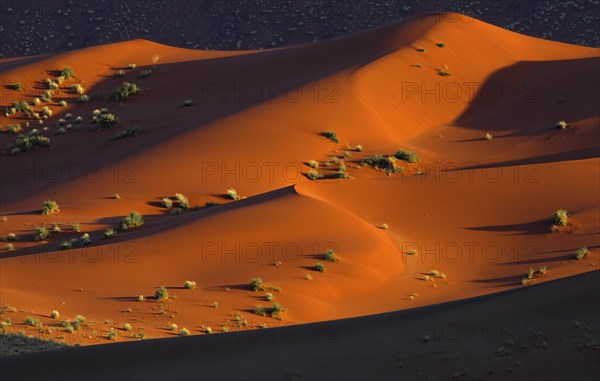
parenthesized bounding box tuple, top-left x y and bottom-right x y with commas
(123, 323, 132, 331)
(5, 232, 18, 241)
(115, 70, 126, 77)
(307, 160, 319, 169)
(556, 120, 568, 129)
(314, 262, 326, 273)
(140, 70, 152, 78)
(168, 323, 178, 331)
(56, 127, 66, 135)
(179, 328, 190, 336)
(175, 193, 189, 209)
(438, 68, 451, 76)
(204, 326, 212, 334)
(114, 82, 140, 101)
(78, 95, 90, 103)
(161, 198, 173, 209)
(41, 200, 60, 215)
(59, 241, 72, 250)
(127, 63, 137, 69)
(361, 154, 402, 175)
(154, 286, 169, 300)
(75, 116, 83, 123)
(265, 293, 273, 301)
(34, 226, 50, 241)
(183, 280, 196, 289)
(170, 208, 184, 215)
(250, 278, 264, 291)
(7, 83, 23, 91)
(4, 243, 14, 251)
(436, 42, 446, 48)
(24, 316, 41, 326)
(50, 310, 60, 319)
(485, 133, 493, 140)
(12, 134, 52, 153)
(104, 227, 116, 239)
(307, 170, 320, 180)
(71, 222, 81, 232)
(96, 113, 118, 130)
(108, 328, 118, 340)
(13, 101, 31, 114)
(254, 304, 267, 316)
(322, 130, 339, 143)
(574, 247, 589, 261)
(70, 84, 84, 95)
(394, 150, 419, 163)
(324, 249, 339, 262)
(60, 67, 76, 80)
(552, 209, 568, 226)
(227, 188, 240, 201)
(271, 302, 286, 320)
(416, 47, 426, 52)
(41, 90, 54, 102)
(7, 124, 22, 134)
(343, 150, 352, 159)
(120, 211, 144, 231)
(538, 265, 548, 274)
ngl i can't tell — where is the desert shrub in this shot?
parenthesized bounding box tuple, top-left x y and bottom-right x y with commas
(7, 124, 22, 134)
(5, 233, 18, 241)
(41, 200, 60, 215)
(574, 247, 589, 261)
(4, 243, 14, 251)
(70, 84, 84, 94)
(120, 211, 144, 231)
(322, 130, 339, 143)
(227, 188, 240, 201)
(254, 305, 267, 316)
(265, 293, 273, 301)
(307, 160, 319, 169)
(60, 241, 72, 250)
(324, 249, 339, 262)
(80, 233, 91, 245)
(212, 301, 218, 309)
(175, 193, 189, 209)
(314, 262, 326, 273)
(45, 78, 59, 90)
(161, 198, 173, 209)
(307, 170, 320, 180)
(168, 323, 179, 331)
(7, 83, 23, 92)
(56, 127, 66, 135)
(183, 99, 193, 106)
(123, 323, 132, 331)
(436, 42, 446, 47)
(552, 209, 568, 226)
(50, 310, 60, 319)
(343, 150, 352, 158)
(113, 193, 121, 199)
(24, 316, 41, 326)
(183, 280, 196, 289)
(127, 63, 137, 69)
(204, 326, 212, 334)
(170, 208, 184, 215)
(416, 47, 426, 52)
(138, 295, 145, 302)
(34, 226, 50, 241)
(485, 133, 493, 140)
(556, 120, 568, 129)
(60, 67, 76, 80)
(104, 227, 116, 239)
(96, 113, 118, 130)
(111, 126, 141, 140)
(271, 302, 286, 320)
(154, 286, 169, 300)
(71, 222, 81, 232)
(438, 69, 451, 77)
(538, 265, 548, 274)
(108, 328, 118, 340)
(78, 95, 90, 103)
(179, 328, 190, 336)
(335, 160, 350, 178)
(394, 150, 419, 163)
(40, 106, 52, 118)
(361, 154, 402, 175)
(115, 70, 126, 77)
(41, 90, 54, 102)
(75, 116, 83, 123)
(250, 278, 264, 291)
(114, 82, 140, 101)
(355, 144, 364, 152)
(381, 223, 389, 229)
(50, 223, 61, 234)
(140, 70, 152, 78)
(13, 101, 31, 114)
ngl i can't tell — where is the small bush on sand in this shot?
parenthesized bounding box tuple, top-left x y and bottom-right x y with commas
(138, 295, 145, 302)
(307, 170, 320, 180)
(60, 241, 72, 250)
(114, 82, 140, 101)
(538, 265, 548, 274)
(34, 226, 50, 241)
(169, 323, 178, 331)
(361, 154, 402, 175)
(179, 328, 190, 336)
(60, 67, 76, 80)
(24, 316, 41, 326)
(4, 243, 14, 251)
(227, 188, 240, 201)
(183, 100, 193, 106)
(108, 328, 118, 340)
(307, 160, 319, 169)
(314, 262, 326, 273)
(324, 249, 339, 262)
(265, 293, 273, 301)
(78, 95, 90, 103)
(183, 280, 196, 289)
(322, 130, 339, 143)
(104, 227, 116, 239)
(115, 70, 126, 77)
(175, 193, 189, 209)
(154, 286, 169, 301)
(574, 247, 589, 261)
(436, 42, 446, 48)
(394, 149, 419, 163)
(70, 84, 84, 94)
(161, 198, 173, 209)
(552, 209, 568, 226)
(485, 133, 493, 140)
(96, 113, 118, 130)
(123, 323, 132, 331)
(50, 310, 60, 319)
(127, 63, 137, 69)
(254, 304, 267, 316)
(556, 120, 568, 129)
(250, 278, 264, 291)
(8, 83, 23, 91)
(120, 211, 144, 231)
(71, 222, 81, 232)
(5, 232, 18, 241)
(271, 302, 286, 320)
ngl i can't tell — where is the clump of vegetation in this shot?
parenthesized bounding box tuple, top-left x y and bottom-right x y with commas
(78, 95, 90, 103)
(50, 310, 60, 319)
(24, 316, 41, 326)
(175, 193, 189, 209)
(183, 280, 196, 290)
(314, 262, 326, 273)
(416, 47, 426, 52)
(168, 323, 178, 331)
(34, 226, 50, 241)
(227, 188, 240, 201)
(179, 328, 190, 336)
(250, 278, 264, 291)
(7, 124, 22, 134)
(71, 222, 81, 232)
(556, 120, 568, 129)
(574, 247, 589, 261)
(4, 243, 14, 251)
(11, 134, 52, 154)
(307, 160, 319, 169)
(271, 302, 286, 320)
(41, 200, 60, 215)
(95, 113, 118, 130)
(394, 149, 419, 163)
(183, 100, 193, 106)
(324, 249, 339, 262)
(154, 286, 169, 301)
(120, 211, 144, 231)
(265, 293, 273, 301)
(60, 67, 76, 80)
(4, 233, 18, 241)
(60, 241, 72, 250)
(7, 83, 23, 91)
(361, 154, 402, 175)
(138, 295, 145, 302)
(70, 84, 84, 95)
(140, 70, 152, 78)
(115, 70, 126, 77)
(485, 133, 493, 140)
(307, 170, 320, 180)
(103, 227, 116, 239)
(161, 198, 173, 209)
(123, 323, 132, 331)
(438, 68, 451, 77)
(381, 223, 389, 229)
(552, 209, 568, 227)
(111, 126, 140, 140)
(114, 82, 140, 101)
(108, 328, 118, 340)
(254, 304, 267, 316)
(127, 63, 137, 69)
(436, 42, 446, 48)
(538, 265, 548, 274)
(322, 130, 339, 143)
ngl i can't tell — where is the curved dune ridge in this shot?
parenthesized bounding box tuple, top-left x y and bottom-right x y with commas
(0, 13, 598, 348)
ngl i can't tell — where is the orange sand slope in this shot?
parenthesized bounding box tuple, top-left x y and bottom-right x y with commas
(1, 272, 598, 381)
(0, 13, 599, 347)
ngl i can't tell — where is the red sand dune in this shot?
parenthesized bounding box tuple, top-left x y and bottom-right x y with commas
(0, 13, 598, 372)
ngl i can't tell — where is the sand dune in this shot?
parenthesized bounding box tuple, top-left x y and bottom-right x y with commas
(0, 13, 598, 370)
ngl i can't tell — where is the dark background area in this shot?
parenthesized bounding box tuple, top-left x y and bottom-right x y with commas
(0, 0, 598, 57)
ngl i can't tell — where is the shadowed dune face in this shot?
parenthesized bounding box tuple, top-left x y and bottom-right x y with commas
(0, 13, 598, 351)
